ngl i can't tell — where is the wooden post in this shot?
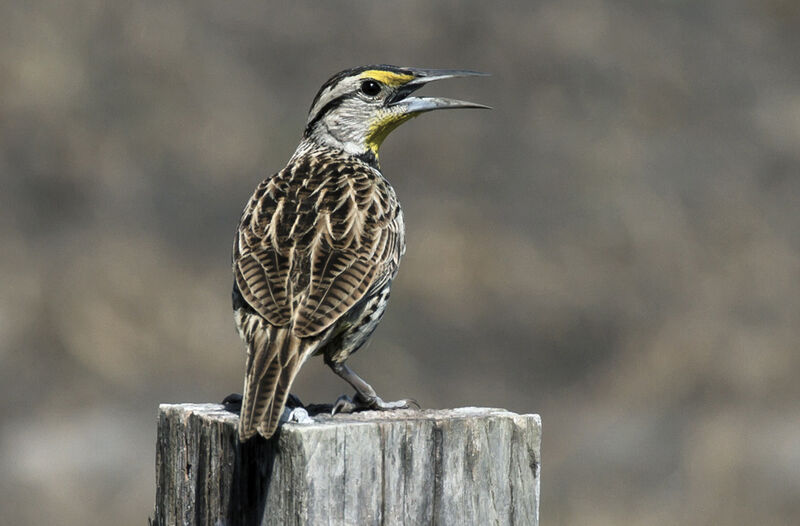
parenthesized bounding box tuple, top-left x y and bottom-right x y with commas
(153, 403, 541, 526)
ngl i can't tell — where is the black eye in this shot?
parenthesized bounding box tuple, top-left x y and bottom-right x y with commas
(360, 80, 382, 97)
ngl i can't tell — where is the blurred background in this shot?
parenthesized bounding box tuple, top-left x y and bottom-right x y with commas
(1, 1, 799, 524)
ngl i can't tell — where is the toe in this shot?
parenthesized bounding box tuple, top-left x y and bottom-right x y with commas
(286, 393, 304, 409)
(373, 398, 418, 410)
(332, 394, 357, 415)
(221, 393, 243, 413)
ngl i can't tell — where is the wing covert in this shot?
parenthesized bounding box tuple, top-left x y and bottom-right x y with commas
(233, 150, 405, 338)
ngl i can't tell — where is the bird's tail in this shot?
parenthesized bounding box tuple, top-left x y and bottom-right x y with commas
(238, 321, 313, 441)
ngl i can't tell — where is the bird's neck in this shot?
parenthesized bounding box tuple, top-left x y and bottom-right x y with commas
(292, 137, 381, 170)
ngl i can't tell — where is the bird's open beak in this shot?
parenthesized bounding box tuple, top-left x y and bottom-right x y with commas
(387, 68, 491, 113)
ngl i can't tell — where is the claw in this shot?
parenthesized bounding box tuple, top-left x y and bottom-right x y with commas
(388, 398, 420, 409)
(370, 397, 417, 410)
(332, 394, 358, 415)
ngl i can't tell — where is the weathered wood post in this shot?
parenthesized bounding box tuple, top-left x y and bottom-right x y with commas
(153, 404, 541, 525)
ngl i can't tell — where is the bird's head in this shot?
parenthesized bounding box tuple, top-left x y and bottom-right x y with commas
(302, 65, 489, 161)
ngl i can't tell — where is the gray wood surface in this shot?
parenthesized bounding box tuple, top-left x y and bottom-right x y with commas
(153, 403, 540, 526)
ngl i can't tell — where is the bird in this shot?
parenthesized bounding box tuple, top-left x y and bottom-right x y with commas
(232, 65, 488, 440)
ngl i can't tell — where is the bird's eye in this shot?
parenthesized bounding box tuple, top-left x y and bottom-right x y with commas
(360, 80, 382, 97)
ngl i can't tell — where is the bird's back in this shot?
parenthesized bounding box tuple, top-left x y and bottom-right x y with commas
(233, 144, 404, 439)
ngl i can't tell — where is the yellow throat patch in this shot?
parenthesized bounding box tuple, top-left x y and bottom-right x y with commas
(366, 113, 415, 157)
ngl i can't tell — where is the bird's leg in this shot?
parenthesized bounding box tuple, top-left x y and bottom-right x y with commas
(329, 362, 418, 415)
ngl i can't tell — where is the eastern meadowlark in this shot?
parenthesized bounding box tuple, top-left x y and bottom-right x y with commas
(232, 65, 488, 440)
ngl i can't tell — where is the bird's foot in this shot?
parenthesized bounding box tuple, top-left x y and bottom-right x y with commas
(280, 393, 314, 425)
(221, 393, 242, 414)
(286, 393, 304, 409)
(331, 393, 419, 415)
(285, 407, 314, 424)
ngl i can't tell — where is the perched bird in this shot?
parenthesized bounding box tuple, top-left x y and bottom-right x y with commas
(232, 65, 488, 440)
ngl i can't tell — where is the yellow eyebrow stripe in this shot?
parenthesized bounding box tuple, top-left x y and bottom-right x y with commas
(360, 70, 414, 87)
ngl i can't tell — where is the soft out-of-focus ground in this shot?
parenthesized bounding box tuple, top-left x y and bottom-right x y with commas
(1, 1, 799, 524)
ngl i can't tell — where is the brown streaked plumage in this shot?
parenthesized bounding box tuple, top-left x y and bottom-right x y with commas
(233, 65, 488, 440)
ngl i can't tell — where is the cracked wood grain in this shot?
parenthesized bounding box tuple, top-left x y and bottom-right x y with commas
(153, 404, 540, 526)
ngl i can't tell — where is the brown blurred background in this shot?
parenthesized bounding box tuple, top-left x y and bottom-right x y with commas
(1, 1, 799, 524)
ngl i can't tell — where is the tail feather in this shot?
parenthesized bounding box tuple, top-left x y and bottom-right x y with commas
(257, 350, 300, 438)
(238, 320, 315, 441)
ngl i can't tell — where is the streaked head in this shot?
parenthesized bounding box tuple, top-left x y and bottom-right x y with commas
(302, 65, 489, 161)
